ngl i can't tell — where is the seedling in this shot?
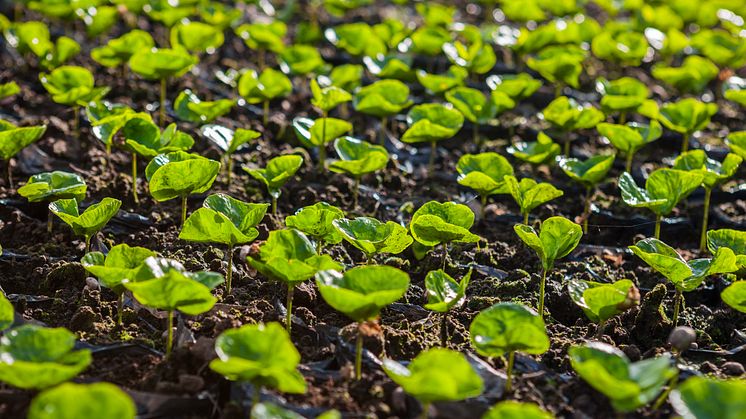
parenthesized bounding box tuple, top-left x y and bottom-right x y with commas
(364, 54, 414, 81)
(5, 21, 80, 69)
(630, 238, 738, 326)
(145, 151, 220, 224)
(707, 229, 746, 274)
(248, 229, 342, 331)
(541, 96, 604, 155)
(382, 348, 483, 418)
(456, 153, 514, 217)
(285, 202, 345, 251)
(49, 197, 121, 251)
(673, 151, 742, 251)
(0, 292, 12, 331)
(567, 279, 640, 336)
(91, 29, 154, 70)
(514, 216, 582, 318)
(28, 382, 136, 419)
(279, 45, 329, 76)
(173, 89, 235, 124)
(569, 342, 676, 413)
(424, 269, 471, 347)
(86, 101, 142, 158)
(0, 81, 20, 99)
(353, 80, 413, 141)
(487, 73, 542, 102)
(597, 121, 662, 172)
(670, 376, 746, 419)
(0, 325, 91, 389)
(39, 66, 109, 138)
(446, 87, 514, 146)
(557, 153, 616, 232)
(618, 169, 704, 239)
(726, 131, 746, 160)
(128, 48, 198, 126)
(504, 175, 564, 225)
(482, 401, 553, 419)
(244, 154, 303, 215)
(124, 257, 224, 356)
(410, 201, 480, 267)
(234, 21, 287, 68)
(592, 30, 648, 66)
(316, 266, 410, 379)
(210, 323, 306, 404)
(443, 25, 497, 75)
(333, 217, 413, 262)
(401, 104, 464, 174)
(506, 132, 561, 166)
(0, 119, 46, 187)
(690, 28, 746, 69)
(416, 66, 468, 96)
(722, 282, 746, 313)
(470, 302, 549, 392)
(238, 68, 292, 126)
(527, 45, 586, 95)
(18, 171, 86, 232)
(82, 243, 156, 325)
(325, 22, 386, 57)
(292, 117, 351, 172)
(409, 26, 451, 56)
(652, 56, 719, 94)
(596, 77, 651, 123)
(170, 21, 224, 55)
(180, 193, 269, 293)
(328, 64, 364, 93)
(658, 98, 718, 153)
(328, 137, 389, 209)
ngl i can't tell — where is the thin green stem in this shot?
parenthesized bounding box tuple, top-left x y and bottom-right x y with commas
(352, 177, 360, 210)
(105, 143, 112, 169)
(85, 235, 92, 253)
(506, 351, 515, 393)
(166, 310, 174, 357)
(380, 117, 387, 144)
(699, 188, 711, 252)
(681, 133, 689, 153)
(263, 100, 269, 126)
(5, 159, 12, 189)
(653, 372, 679, 410)
(226, 157, 233, 185)
(625, 151, 634, 173)
(253, 385, 261, 406)
(619, 111, 627, 125)
(319, 111, 327, 173)
(181, 195, 188, 225)
(272, 197, 277, 215)
(47, 209, 53, 233)
(420, 402, 431, 419)
(672, 289, 683, 326)
(563, 135, 571, 156)
(523, 212, 529, 225)
(538, 269, 547, 319)
(583, 187, 593, 234)
(73, 106, 80, 140)
(226, 244, 234, 294)
(441, 243, 447, 270)
(596, 320, 606, 338)
(117, 292, 124, 326)
(480, 194, 487, 219)
(429, 141, 436, 176)
(285, 284, 294, 332)
(473, 123, 480, 150)
(355, 327, 363, 380)
(159, 78, 167, 128)
(132, 153, 139, 204)
(655, 214, 662, 239)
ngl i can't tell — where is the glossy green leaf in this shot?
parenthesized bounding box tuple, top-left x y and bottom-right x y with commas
(28, 382, 136, 419)
(557, 153, 616, 188)
(673, 151, 742, 189)
(311, 79, 351, 112)
(174, 89, 234, 124)
(596, 77, 650, 113)
(446, 87, 501, 124)
(329, 137, 389, 177)
(482, 401, 554, 419)
(49, 197, 121, 239)
(652, 56, 718, 94)
(244, 154, 303, 199)
(542, 96, 605, 132)
(527, 45, 586, 89)
(567, 279, 639, 323)
(146, 152, 220, 202)
(39, 66, 108, 106)
(658, 99, 718, 135)
(180, 194, 268, 246)
(619, 169, 703, 216)
(18, 171, 86, 202)
(424, 269, 471, 313)
(251, 403, 305, 419)
(416, 66, 468, 95)
(124, 269, 220, 315)
(597, 121, 662, 155)
(91, 30, 154, 68)
(726, 131, 746, 160)
(514, 216, 582, 271)
(129, 48, 198, 80)
(124, 120, 194, 159)
(410, 26, 451, 56)
(170, 21, 224, 54)
(0, 81, 20, 99)
(506, 132, 561, 165)
(402, 104, 464, 144)
(504, 175, 564, 218)
(226, 128, 260, 155)
(456, 152, 514, 197)
(470, 302, 549, 357)
(325, 22, 386, 57)
(690, 28, 746, 68)
(82, 243, 156, 292)
(592, 31, 648, 65)
(671, 376, 746, 419)
(0, 292, 13, 332)
(363, 54, 414, 81)
(333, 217, 412, 257)
(721, 281, 746, 313)
(292, 117, 352, 148)
(234, 21, 286, 53)
(353, 79, 412, 118)
(238, 68, 292, 103)
(285, 202, 345, 245)
(410, 201, 479, 247)
(279, 45, 329, 76)
(487, 73, 542, 102)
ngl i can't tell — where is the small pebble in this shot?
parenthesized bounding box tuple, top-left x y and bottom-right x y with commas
(668, 326, 696, 352)
(721, 361, 745, 376)
(84, 277, 100, 292)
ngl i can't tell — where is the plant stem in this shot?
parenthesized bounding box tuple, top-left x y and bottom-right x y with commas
(563, 135, 571, 156)
(441, 243, 447, 270)
(85, 235, 92, 252)
(699, 187, 712, 252)
(429, 141, 436, 176)
(355, 327, 363, 380)
(181, 195, 188, 225)
(653, 372, 679, 410)
(380, 117, 387, 144)
(271, 197, 277, 215)
(258, 48, 266, 70)
(159, 78, 167, 128)
(319, 111, 327, 173)
(672, 289, 683, 326)
(253, 385, 261, 406)
(480, 195, 487, 219)
(506, 351, 515, 393)
(72, 106, 80, 140)
(625, 152, 634, 173)
(226, 244, 234, 294)
(655, 214, 662, 239)
(105, 143, 112, 169)
(681, 133, 689, 153)
(538, 269, 547, 319)
(596, 320, 606, 338)
(285, 284, 294, 332)
(619, 111, 627, 125)
(226, 157, 233, 185)
(4, 159, 12, 189)
(47, 209, 53, 233)
(440, 312, 448, 347)
(131, 153, 139, 204)
(353, 177, 360, 210)
(523, 212, 529, 225)
(117, 292, 124, 326)
(420, 402, 431, 419)
(473, 123, 480, 150)
(166, 309, 174, 357)
(263, 100, 269, 126)
(583, 187, 593, 234)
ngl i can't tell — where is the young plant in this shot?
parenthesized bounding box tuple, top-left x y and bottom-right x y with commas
(124, 257, 224, 356)
(597, 121, 662, 172)
(82, 244, 156, 325)
(145, 151, 220, 224)
(18, 171, 86, 232)
(173, 89, 235, 125)
(39, 66, 109, 138)
(328, 137, 389, 209)
(279, 44, 329, 76)
(128, 48, 198, 127)
(443, 25, 497, 76)
(416, 66, 468, 96)
(526, 45, 586, 95)
(670, 376, 746, 419)
(91, 29, 154, 70)
(673, 151, 743, 251)
(285, 202, 345, 251)
(541, 96, 604, 155)
(618, 169, 704, 239)
(567, 279, 640, 336)
(292, 117, 352, 172)
(514, 216, 582, 318)
(556, 153, 616, 232)
(722, 281, 746, 313)
(410, 201, 480, 267)
(238, 68, 292, 126)
(234, 21, 287, 68)
(596, 77, 651, 123)
(446, 87, 514, 147)
(592, 30, 648, 66)
(487, 73, 543, 103)
(726, 131, 746, 160)
(353, 79, 413, 141)
(456, 153, 514, 217)
(49, 197, 121, 251)
(658, 98, 718, 153)
(482, 401, 553, 419)
(569, 342, 676, 413)
(424, 269, 471, 347)
(248, 229, 342, 331)
(244, 154, 303, 215)
(401, 104, 464, 174)
(707, 229, 746, 274)
(652, 55, 719, 94)
(364, 54, 414, 81)
(629, 238, 738, 326)
(506, 132, 561, 167)
(207, 127, 260, 185)
(504, 175, 564, 224)
(0, 81, 20, 100)
(180, 194, 269, 293)
(0, 325, 91, 389)
(309, 78, 352, 170)
(470, 302, 549, 392)
(5, 21, 80, 70)
(28, 382, 136, 419)
(333, 217, 413, 263)
(170, 21, 224, 55)
(316, 266, 410, 379)
(209, 323, 305, 404)
(325, 22, 385, 58)
(382, 348, 483, 418)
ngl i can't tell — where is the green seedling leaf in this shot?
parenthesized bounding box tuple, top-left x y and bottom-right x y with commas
(690, 28, 746, 68)
(170, 21, 224, 54)
(707, 229, 746, 274)
(409, 26, 451, 56)
(670, 376, 746, 419)
(402, 103, 464, 144)
(329, 137, 389, 177)
(504, 175, 564, 222)
(0, 81, 20, 99)
(596, 77, 650, 114)
(316, 265, 410, 322)
(49, 197, 121, 245)
(416, 66, 468, 95)
(248, 229, 342, 286)
(86, 101, 140, 147)
(325, 22, 386, 57)
(6, 21, 53, 57)
(410, 201, 479, 247)
(443, 25, 497, 75)
(238, 68, 292, 104)
(28, 382, 135, 419)
(506, 132, 561, 165)
(0, 325, 91, 389)
(18, 171, 86, 202)
(124, 268, 221, 316)
(487, 73, 542, 102)
(514, 216, 582, 272)
(39, 66, 109, 106)
(482, 401, 554, 419)
(726, 131, 746, 160)
(82, 243, 156, 293)
(226, 128, 260, 156)
(527, 45, 586, 89)
(721, 281, 746, 313)
(673, 151, 742, 189)
(592, 30, 648, 65)
(285, 202, 345, 246)
(456, 152, 514, 198)
(567, 279, 640, 323)
(382, 348, 483, 404)
(145, 151, 220, 202)
(333, 217, 412, 258)
(180, 193, 268, 246)
(446, 87, 502, 124)
(91, 30, 154, 68)
(658, 98, 718, 136)
(597, 121, 662, 168)
(279, 45, 329, 76)
(353, 79, 413, 118)
(311, 79, 351, 113)
(652, 56, 719, 94)
(569, 342, 676, 412)
(0, 292, 13, 331)
(292, 117, 352, 148)
(235, 21, 286, 53)
(542, 96, 605, 132)
(556, 153, 616, 189)
(470, 302, 549, 357)
(328, 64, 363, 93)
(174, 89, 234, 124)
(424, 269, 471, 313)
(363, 54, 414, 81)
(199, 2, 241, 30)
(618, 169, 704, 216)
(244, 154, 303, 200)
(124, 120, 194, 159)
(251, 403, 305, 419)
(724, 89, 746, 108)
(210, 322, 306, 394)
(416, 2, 455, 27)
(129, 48, 198, 80)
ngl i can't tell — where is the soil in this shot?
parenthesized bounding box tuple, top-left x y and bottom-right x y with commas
(1, 2, 745, 419)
